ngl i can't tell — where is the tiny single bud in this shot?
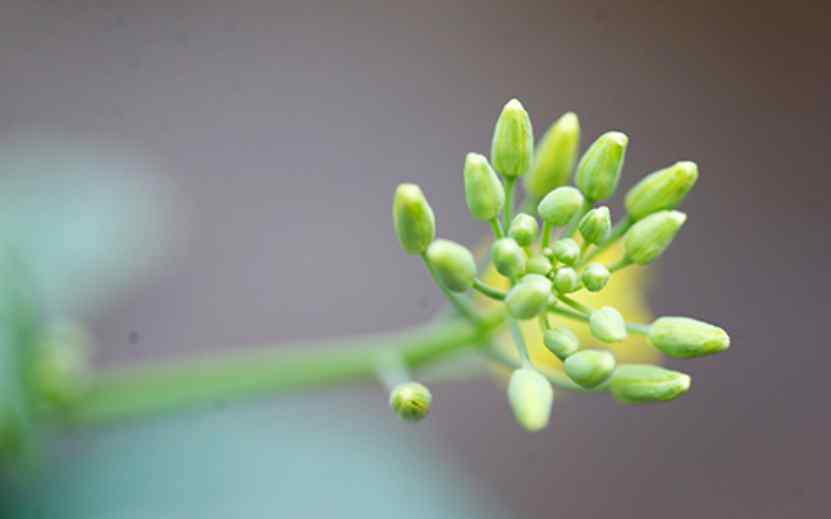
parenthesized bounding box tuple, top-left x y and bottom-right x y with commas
(491, 99, 534, 178)
(426, 239, 477, 293)
(464, 152, 505, 221)
(610, 364, 691, 404)
(575, 131, 629, 201)
(393, 183, 436, 254)
(564, 349, 616, 389)
(505, 274, 552, 320)
(32, 321, 92, 408)
(492, 238, 527, 279)
(508, 368, 554, 431)
(389, 382, 432, 421)
(648, 316, 730, 358)
(537, 186, 584, 226)
(543, 327, 580, 360)
(551, 238, 580, 266)
(581, 263, 610, 292)
(625, 161, 699, 221)
(553, 267, 581, 294)
(525, 112, 580, 198)
(578, 206, 612, 245)
(623, 210, 686, 265)
(526, 253, 553, 276)
(589, 306, 628, 343)
(508, 213, 539, 247)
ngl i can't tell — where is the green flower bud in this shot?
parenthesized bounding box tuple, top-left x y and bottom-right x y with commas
(463, 153, 505, 221)
(625, 161, 699, 221)
(32, 321, 91, 408)
(508, 368, 554, 431)
(575, 131, 628, 201)
(543, 327, 580, 360)
(505, 274, 552, 320)
(537, 186, 584, 226)
(581, 263, 610, 292)
(623, 210, 686, 265)
(525, 112, 580, 198)
(564, 349, 616, 389)
(589, 306, 628, 343)
(551, 238, 580, 266)
(425, 239, 477, 293)
(393, 183, 436, 254)
(508, 213, 539, 247)
(553, 267, 580, 294)
(610, 364, 691, 404)
(491, 99, 534, 178)
(492, 238, 527, 279)
(578, 206, 612, 245)
(526, 254, 552, 276)
(389, 382, 432, 421)
(648, 316, 730, 358)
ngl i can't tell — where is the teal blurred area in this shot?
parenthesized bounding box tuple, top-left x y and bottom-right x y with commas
(1, 397, 509, 519)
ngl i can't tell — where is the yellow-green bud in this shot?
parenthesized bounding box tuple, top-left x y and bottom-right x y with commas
(581, 263, 610, 292)
(492, 238, 527, 279)
(610, 364, 691, 404)
(625, 161, 699, 221)
(575, 131, 628, 201)
(508, 213, 539, 247)
(491, 99, 534, 178)
(553, 267, 580, 294)
(564, 349, 616, 389)
(648, 316, 730, 358)
(589, 306, 627, 343)
(526, 254, 552, 276)
(537, 186, 584, 226)
(390, 382, 432, 421)
(426, 239, 477, 293)
(551, 238, 580, 266)
(508, 368, 553, 431)
(393, 183, 436, 254)
(525, 112, 580, 198)
(623, 210, 686, 265)
(463, 153, 505, 221)
(578, 206, 611, 245)
(32, 321, 91, 408)
(505, 274, 552, 320)
(543, 327, 579, 360)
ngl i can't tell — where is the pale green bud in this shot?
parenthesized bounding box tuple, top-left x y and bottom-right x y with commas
(648, 316, 730, 358)
(537, 186, 584, 226)
(508, 213, 539, 247)
(463, 153, 505, 220)
(623, 210, 686, 265)
(526, 254, 552, 276)
(390, 382, 432, 421)
(32, 321, 91, 408)
(492, 238, 527, 279)
(589, 306, 627, 343)
(553, 267, 580, 294)
(505, 274, 552, 320)
(393, 183, 436, 254)
(564, 349, 616, 389)
(610, 364, 691, 404)
(543, 327, 579, 360)
(491, 99, 534, 178)
(575, 131, 628, 201)
(508, 368, 553, 431)
(581, 263, 610, 292)
(426, 239, 477, 293)
(551, 238, 580, 266)
(578, 206, 611, 245)
(525, 112, 580, 198)
(625, 161, 699, 221)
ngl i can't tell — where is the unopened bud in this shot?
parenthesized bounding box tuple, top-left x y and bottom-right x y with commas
(581, 263, 610, 292)
(543, 327, 579, 360)
(551, 238, 580, 266)
(491, 99, 534, 178)
(505, 274, 552, 320)
(648, 316, 730, 358)
(553, 267, 580, 294)
(625, 161, 698, 220)
(390, 382, 432, 421)
(589, 306, 627, 343)
(623, 210, 686, 265)
(578, 206, 611, 245)
(508, 368, 554, 431)
(393, 183, 436, 254)
(426, 239, 477, 293)
(564, 349, 616, 388)
(537, 186, 584, 226)
(508, 213, 539, 247)
(610, 364, 691, 404)
(575, 131, 628, 201)
(492, 238, 527, 279)
(525, 112, 580, 198)
(526, 254, 552, 276)
(464, 153, 505, 221)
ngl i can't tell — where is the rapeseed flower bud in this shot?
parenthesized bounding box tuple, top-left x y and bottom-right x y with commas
(508, 213, 539, 247)
(464, 153, 505, 221)
(537, 186, 584, 226)
(564, 349, 616, 388)
(590, 306, 627, 343)
(508, 368, 553, 431)
(551, 238, 580, 266)
(575, 131, 628, 201)
(425, 239, 477, 293)
(581, 263, 610, 292)
(491, 99, 534, 178)
(492, 238, 527, 279)
(505, 274, 552, 320)
(623, 210, 686, 265)
(610, 364, 691, 404)
(526, 254, 552, 276)
(543, 327, 580, 360)
(525, 112, 580, 198)
(553, 267, 580, 294)
(625, 161, 698, 220)
(390, 382, 432, 421)
(579, 206, 612, 245)
(393, 183, 435, 254)
(648, 316, 730, 358)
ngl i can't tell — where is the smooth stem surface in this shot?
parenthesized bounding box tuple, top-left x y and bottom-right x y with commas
(473, 279, 507, 300)
(503, 176, 517, 230)
(489, 217, 505, 238)
(541, 221, 553, 248)
(564, 199, 592, 238)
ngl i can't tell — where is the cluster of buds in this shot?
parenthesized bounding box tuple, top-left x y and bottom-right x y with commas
(392, 99, 729, 430)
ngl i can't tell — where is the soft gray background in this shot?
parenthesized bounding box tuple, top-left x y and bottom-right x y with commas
(2, 1, 828, 517)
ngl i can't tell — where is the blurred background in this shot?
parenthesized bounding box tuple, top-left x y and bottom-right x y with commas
(1, 1, 829, 517)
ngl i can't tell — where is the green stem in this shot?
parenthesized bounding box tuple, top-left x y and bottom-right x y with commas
(503, 176, 517, 230)
(563, 199, 591, 238)
(472, 279, 507, 301)
(558, 294, 593, 315)
(580, 215, 632, 265)
(509, 319, 531, 366)
(489, 217, 505, 239)
(626, 322, 651, 335)
(608, 257, 632, 273)
(541, 221, 553, 249)
(548, 303, 650, 336)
